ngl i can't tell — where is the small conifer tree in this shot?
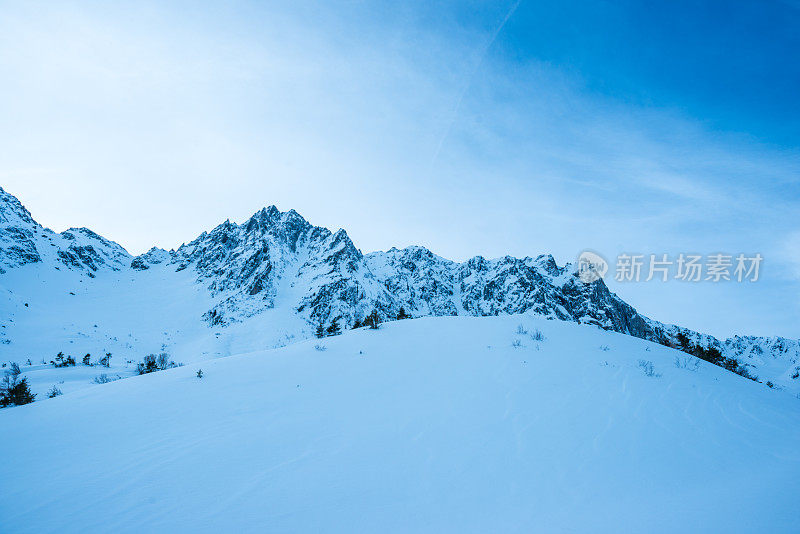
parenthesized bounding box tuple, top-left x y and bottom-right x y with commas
(1, 370, 36, 407)
(364, 310, 381, 330)
(326, 318, 341, 337)
(315, 322, 326, 339)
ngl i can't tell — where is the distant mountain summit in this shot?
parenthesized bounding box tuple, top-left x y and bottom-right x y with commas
(0, 187, 130, 274)
(1, 186, 798, 388)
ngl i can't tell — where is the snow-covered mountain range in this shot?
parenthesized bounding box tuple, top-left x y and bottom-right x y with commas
(1, 185, 798, 394)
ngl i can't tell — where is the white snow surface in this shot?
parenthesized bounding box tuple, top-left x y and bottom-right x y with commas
(1, 316, 799, 533)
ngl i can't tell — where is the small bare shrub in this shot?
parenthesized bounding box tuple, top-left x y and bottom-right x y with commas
(674, 356, 699, 371)
(638, 359, 661, 377)
(94, 373, 121, 384)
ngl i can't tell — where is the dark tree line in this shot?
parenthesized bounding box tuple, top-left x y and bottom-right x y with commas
(672, 332, 756, 381)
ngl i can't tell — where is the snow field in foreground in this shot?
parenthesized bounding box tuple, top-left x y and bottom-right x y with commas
(1, 316, 799, 533)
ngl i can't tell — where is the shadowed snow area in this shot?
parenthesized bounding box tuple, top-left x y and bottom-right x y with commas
(1, 316, 799, 533)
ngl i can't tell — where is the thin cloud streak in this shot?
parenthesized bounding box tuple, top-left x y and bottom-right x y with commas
(0, 0, 797, 337)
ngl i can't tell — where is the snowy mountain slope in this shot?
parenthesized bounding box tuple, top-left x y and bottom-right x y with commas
(1, 316, 799, 533)
(0, 260, 310, 399)
(1, 185, 799, 395)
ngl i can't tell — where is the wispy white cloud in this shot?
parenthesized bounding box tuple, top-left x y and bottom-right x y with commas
(0, 0, 797, 337)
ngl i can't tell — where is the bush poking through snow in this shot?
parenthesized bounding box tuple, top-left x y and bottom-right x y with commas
(99, 353, 111, 367)
(51, 352, 76, 368)
(516, 325, 528, 335)
(1, 364, 35, 407)
(314, 344, 327, 351)
(599, 345, 610, 352)
(674, 356, 699, 371)
(530, 329, 545, 342)
(136, 357, 158, 375)
(0, 377, 35, 406)
(136, 353, 178, 375)
(638, 360, 661, 378)
(82, 354, 91, 366)
(196, 369, 203, 379)
(511, 339, 522, 349)
(47, 385, 63, 398)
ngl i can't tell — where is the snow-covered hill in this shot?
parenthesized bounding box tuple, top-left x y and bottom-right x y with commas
(1, 316, 799, 533)
(1, 185, 799, 396)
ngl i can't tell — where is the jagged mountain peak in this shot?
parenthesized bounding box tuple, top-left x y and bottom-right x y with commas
(0, 188, 130, 274)
(244, 205, 308, 230)
(131, 247, 170, 270)
(0, 186, 38, 227)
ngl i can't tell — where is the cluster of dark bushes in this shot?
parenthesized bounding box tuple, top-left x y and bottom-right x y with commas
(315, 307, 411, 338)
(51, 352, 76, 368)
(51, 352, 111, 368)
(136, 353, 178, 375)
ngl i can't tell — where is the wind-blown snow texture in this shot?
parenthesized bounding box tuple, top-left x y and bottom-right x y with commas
(1, 185, 799, 397)
(1, 316, 799, 533)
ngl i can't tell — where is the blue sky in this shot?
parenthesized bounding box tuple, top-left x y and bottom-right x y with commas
(503, 1, 800, 145)
(1, 0, 798, 338)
